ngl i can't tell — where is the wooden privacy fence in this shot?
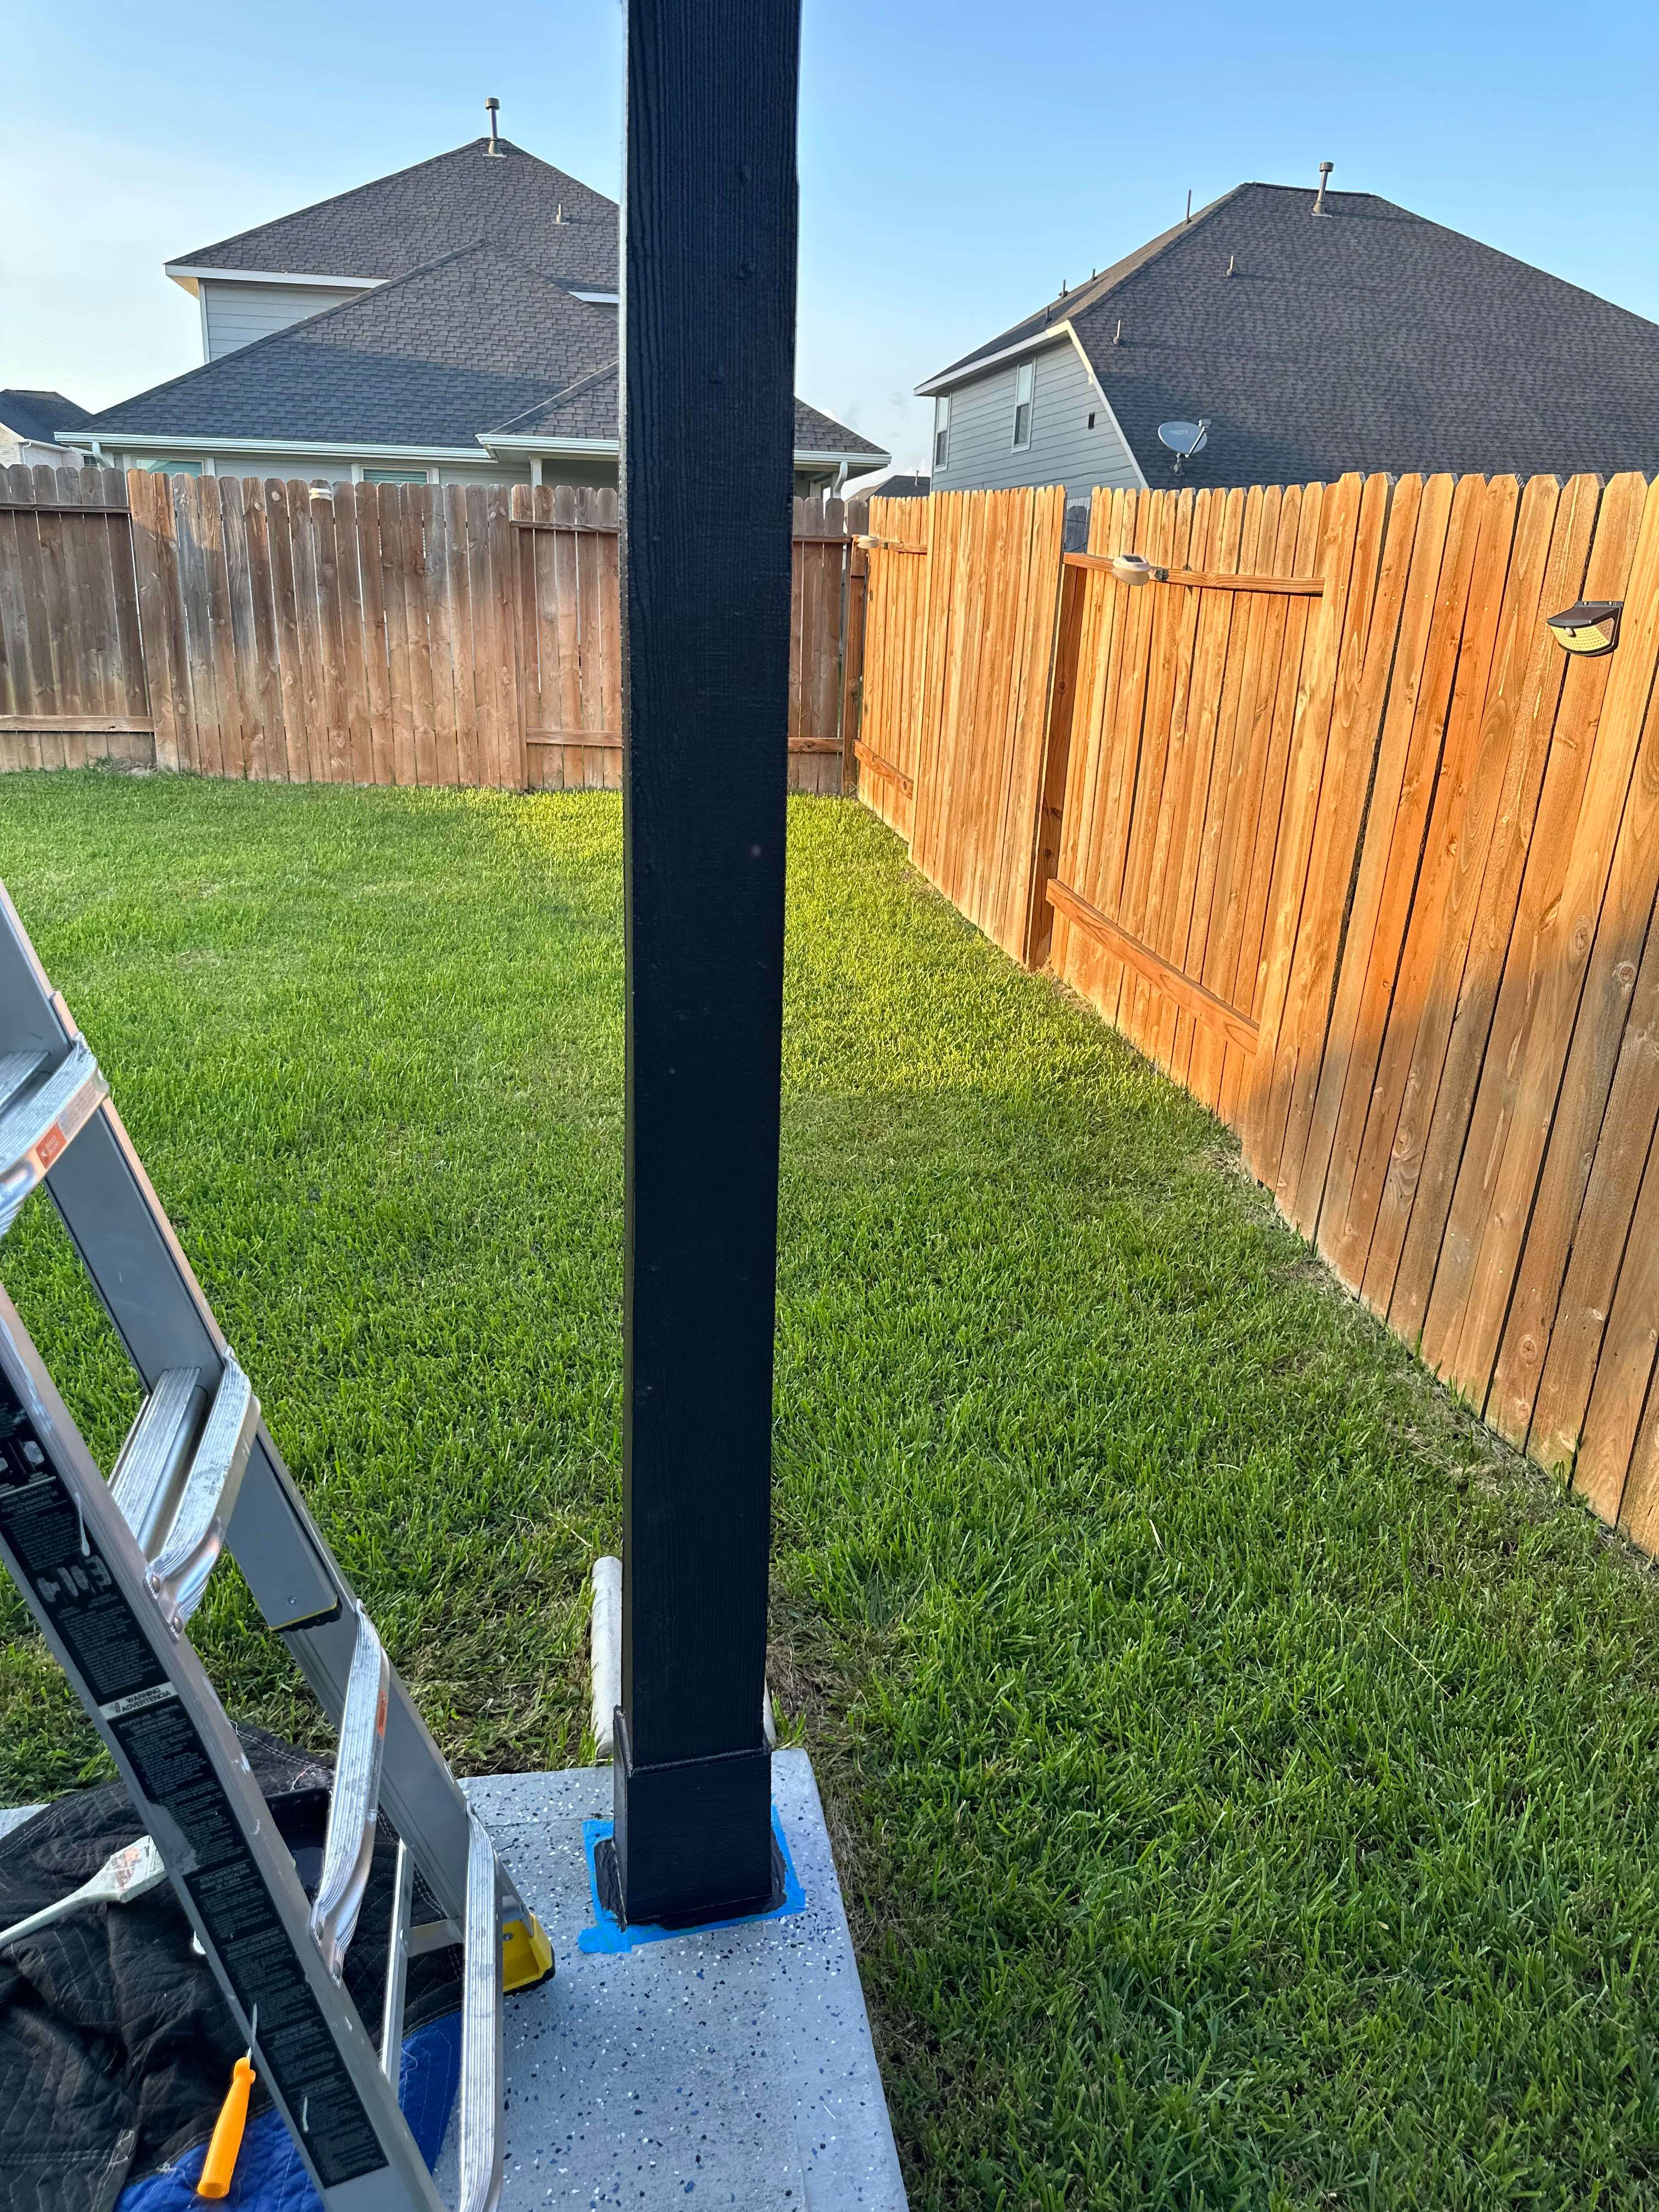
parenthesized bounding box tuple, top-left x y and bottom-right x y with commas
(0, 466, 860, 794)
(857, 471, 1659, 1555)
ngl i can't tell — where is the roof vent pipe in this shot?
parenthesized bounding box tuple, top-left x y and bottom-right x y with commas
(1312, 160, 1333, 216)
(485, 97, 503, 156)
(1184, 189, 1192, 223)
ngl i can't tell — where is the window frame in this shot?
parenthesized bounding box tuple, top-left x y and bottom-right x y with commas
(933, 393, 950, 472)
(1012, 359, 1035, 452)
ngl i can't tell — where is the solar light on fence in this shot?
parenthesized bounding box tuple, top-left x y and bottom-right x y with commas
(1112, 552, 1170, 586)
(1546, 600, 1622, 658)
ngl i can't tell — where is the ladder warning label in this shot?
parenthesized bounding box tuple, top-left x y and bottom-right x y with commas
(100, 1681, 180, 1720)
(0, 1369, 390, 2190)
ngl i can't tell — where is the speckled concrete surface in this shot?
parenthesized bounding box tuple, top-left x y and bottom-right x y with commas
(449, 1750, 906, 2212)
(0, 1751, 905, 2210)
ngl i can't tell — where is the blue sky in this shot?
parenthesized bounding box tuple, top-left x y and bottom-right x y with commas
(4, 0, 1655, 473)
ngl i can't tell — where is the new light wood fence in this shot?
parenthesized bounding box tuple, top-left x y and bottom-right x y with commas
(0, 466, 860, 793)
(857, 470, 1659, 1554)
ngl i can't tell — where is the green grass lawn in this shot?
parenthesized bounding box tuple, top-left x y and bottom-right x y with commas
(5, 770, 1659, 2209)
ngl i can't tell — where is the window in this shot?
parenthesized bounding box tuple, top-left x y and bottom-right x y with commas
(1012, 359, 1035, 450)
(933, 394, 950, 472)
(364, 468, 427, 484)
(140, 458, 202, 477)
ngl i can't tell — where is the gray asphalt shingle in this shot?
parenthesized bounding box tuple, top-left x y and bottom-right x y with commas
(81, 247, 619, 448)
(929, 184, 1659, 485)
(82, 137, 883, 465)
(172, 137, 617, 290)
(0, 390, 93, 444)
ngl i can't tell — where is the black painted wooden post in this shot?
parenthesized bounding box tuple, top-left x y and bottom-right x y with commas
(612, 0, 801, 1925)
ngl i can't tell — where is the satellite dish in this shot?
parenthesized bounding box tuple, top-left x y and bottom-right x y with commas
(1157, 419, 1210, 471)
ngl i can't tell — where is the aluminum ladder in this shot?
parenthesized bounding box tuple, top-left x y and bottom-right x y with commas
(0, 881, 551, 2212)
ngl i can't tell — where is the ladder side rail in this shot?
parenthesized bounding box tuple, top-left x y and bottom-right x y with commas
(0, 1288, 443, 2212)
(53, 1097, 520, 1946)
(0, 899, 528, 1938)
(54, 1108, 517, 1939)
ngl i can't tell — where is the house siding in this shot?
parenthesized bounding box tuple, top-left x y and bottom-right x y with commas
(201, 281, 368, 359)
(1, 437, 81, 470)
(933, 336, 1142, 500)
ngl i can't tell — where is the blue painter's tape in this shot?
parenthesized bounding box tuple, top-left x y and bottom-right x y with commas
(577, 1805, 805, 1954)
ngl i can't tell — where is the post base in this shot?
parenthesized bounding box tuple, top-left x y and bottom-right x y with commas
(611, 1713, 774, 1927)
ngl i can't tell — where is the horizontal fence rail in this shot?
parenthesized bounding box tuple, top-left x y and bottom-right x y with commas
(855, 470, 1659, 1559)
(0, 466, 863, 793)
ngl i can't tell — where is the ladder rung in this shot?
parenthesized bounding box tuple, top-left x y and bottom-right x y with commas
(458, 1812, 506, 2212)
(0, 1038, 109, 1235)
(110, 1368, 208, 1554)
(146, 1357, 259, 1632)
(407, 1916, 461, 1957)
(380, 1838, 415, 2082)
(0, 1050, 46, 1118)
(311, 1609, 391, 1980)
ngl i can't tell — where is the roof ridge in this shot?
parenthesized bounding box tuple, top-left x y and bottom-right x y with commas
(170, 137, 616, 273)
(1056, 183, 1249, 320)
(918, 183, 1251, 391)
(487, 358, 618, 435)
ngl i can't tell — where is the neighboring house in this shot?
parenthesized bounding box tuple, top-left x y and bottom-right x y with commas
(918, 180, 1659, 498)
(0, 390, 91, 469)
(61, 130, 887, 495)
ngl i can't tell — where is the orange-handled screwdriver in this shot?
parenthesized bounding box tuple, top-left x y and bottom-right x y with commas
(196, 2051, 256, 2199)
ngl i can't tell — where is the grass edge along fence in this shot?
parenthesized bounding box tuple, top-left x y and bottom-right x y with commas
(855, 471, 1659, 1554)
(0, 465, 861, 795)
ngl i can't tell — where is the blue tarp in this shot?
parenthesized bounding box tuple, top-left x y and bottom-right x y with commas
(117, 2013, 460, 2212)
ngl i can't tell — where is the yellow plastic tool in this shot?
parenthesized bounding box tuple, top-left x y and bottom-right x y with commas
(501, 1912, 554, 1993)
(196, 2052, 256, 2200)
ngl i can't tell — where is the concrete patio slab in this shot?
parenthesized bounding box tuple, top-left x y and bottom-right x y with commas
(450, 1748, 906, 2212)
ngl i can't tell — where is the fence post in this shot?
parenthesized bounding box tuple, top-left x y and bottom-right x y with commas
(1023, 557, 1088, 970)
(840, 534, 867, 797)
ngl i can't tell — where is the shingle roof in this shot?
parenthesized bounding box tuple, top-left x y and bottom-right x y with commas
(792, 398, 885, 456)
(924, 184, 1659, 485)
(171, 137, 617, 290)
(925, 202, 1218, 386)
(77, 245, 886, 461)
(0, 389, 92, 443)
(847, 471, 929, 500)
(488, 374, 884, 458)
(80, 247, 619, 448)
